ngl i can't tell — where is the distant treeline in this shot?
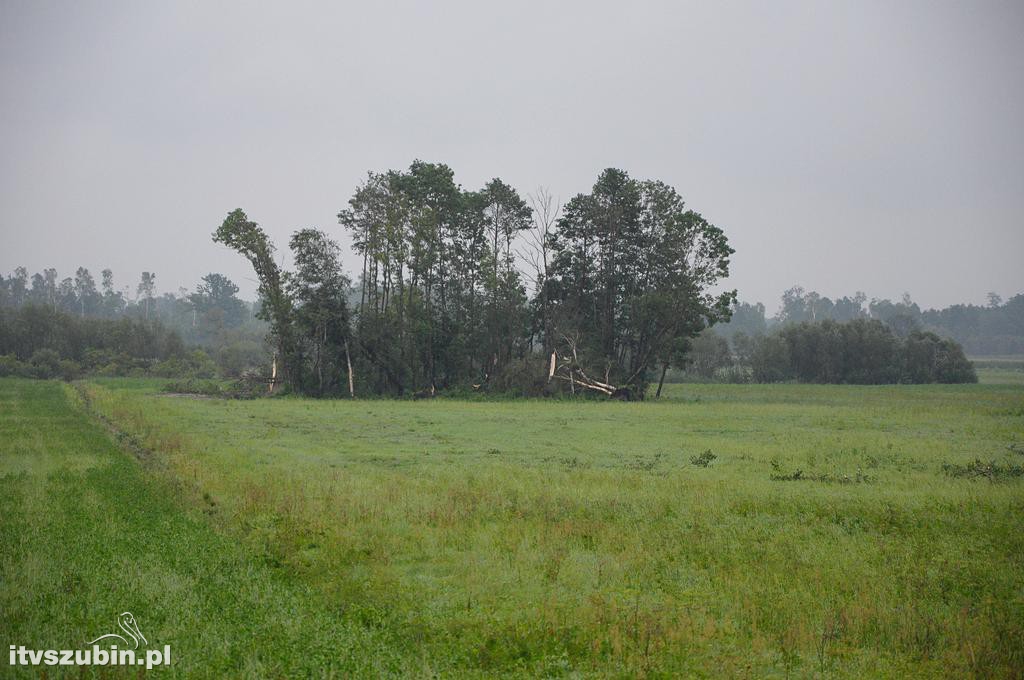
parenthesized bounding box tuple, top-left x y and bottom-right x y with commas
(718, 287, 1024, 356)
(666, 319, 975, 386)
(0, 305, 216, 380)
(0, 267, 270, 377)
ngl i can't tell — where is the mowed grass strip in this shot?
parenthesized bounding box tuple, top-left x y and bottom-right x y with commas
(81, 378, 1024, 677)
(0, 379, 420, 678)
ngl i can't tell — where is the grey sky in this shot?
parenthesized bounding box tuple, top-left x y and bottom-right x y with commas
(1, 0, 1021, 313)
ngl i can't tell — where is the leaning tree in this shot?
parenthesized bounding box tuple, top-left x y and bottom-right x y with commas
(213, 209, 299, 391)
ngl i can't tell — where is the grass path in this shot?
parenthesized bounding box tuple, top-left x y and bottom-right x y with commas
(0, 379, 415, 677)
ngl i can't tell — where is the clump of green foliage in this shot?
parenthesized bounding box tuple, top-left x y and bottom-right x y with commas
(744, 320, 976, 384)
(161, 379, 224, 396)
(769, 460, 875, 483)
(941, 458, 1024, 481)
(690, 449, 717, 467)
(162, 369, 269, 400)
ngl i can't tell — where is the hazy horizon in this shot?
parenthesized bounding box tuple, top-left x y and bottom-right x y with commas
(2, 1, 1022, 314)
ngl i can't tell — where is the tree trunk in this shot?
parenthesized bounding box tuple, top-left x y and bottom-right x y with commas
(270, 352, 278, 394)
(655, 361, 669, 398)
(345, 340, 355, 398)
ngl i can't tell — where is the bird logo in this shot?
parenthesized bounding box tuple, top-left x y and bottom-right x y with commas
(87, 612, 148, 650)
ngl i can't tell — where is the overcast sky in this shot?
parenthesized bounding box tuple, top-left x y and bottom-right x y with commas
(1, 0, 1021, 312)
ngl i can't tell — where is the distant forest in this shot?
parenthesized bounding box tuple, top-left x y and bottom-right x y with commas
(0, 267, 268, 380)
(719, 286, 1024, 356)
(669, 286, 1022, 384)
(1, 164, 1017, 394)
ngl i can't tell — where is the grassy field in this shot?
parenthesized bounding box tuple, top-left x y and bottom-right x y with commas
(0, 379, 417, 676)
(3, 378, 1023, 677)
(972, 357, 1024, 387)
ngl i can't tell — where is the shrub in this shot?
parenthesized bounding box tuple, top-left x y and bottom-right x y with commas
(690, 450, 717, 467)
(58, 359, 82, 381)
(902, 331, 977, 384)
(941, 459, 1024, 481)
(0, 354, 30, 378)
(162, 379, 224, 396)
(485, 357, 556, 397)
(29, 349, 61, 379)
(216, 340, 270, 378)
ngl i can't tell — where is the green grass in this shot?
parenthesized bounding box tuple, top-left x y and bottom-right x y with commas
(40, 378, 1019, 677)
(977, 368, 1024, 386)
(0, 379, 418, 677)
(3, 378, 1023, 676)
(972, 356, 1024, 386)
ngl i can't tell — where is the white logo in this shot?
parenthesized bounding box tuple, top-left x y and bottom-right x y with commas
(9, 611, 171, 669)
(87, 611, 148, 650)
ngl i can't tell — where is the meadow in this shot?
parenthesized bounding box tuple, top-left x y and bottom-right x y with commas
(2, 377, 1023, 677)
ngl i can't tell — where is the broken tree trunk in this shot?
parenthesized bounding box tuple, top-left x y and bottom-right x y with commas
(269, 352, 278, 394)
(344, 340, 355, 398)
(656, 361, 669, 398)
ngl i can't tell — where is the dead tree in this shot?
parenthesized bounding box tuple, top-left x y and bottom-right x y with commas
(547, 333, 627, 397)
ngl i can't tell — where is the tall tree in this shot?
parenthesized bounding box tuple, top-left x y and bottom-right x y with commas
(73, 267, 99, 317)
(213, 209, 298, 390)
(547, 169, 734, 397)
(189, 273, 246, 330)
(137, 272, 157, 320)
(287, 229, 353, 396)
(99, 268, 125, 317)
(8, 267, 28, 307)
(521, 187, 561, 355)
(476, 178, 532, 376)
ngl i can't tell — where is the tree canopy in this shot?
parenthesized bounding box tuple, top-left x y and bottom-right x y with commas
(216, 163, 736, 398)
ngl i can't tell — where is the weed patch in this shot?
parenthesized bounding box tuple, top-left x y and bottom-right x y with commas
(769, 460, 875, 483)
(941, 458, 1024, 481)
(690, 449, 717, 467)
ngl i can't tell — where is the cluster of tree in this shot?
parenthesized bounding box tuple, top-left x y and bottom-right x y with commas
(0, 304, 216, 380)
(737, 320, 976, 383)
(717, 286, 1024, 356)
(0, 267, 270, 376)
(214, 163, 735, 398)
(673, 319, 976, 384)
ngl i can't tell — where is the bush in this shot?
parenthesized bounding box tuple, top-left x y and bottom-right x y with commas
(485, 357, 557, 397)
(902, 331, 976, 384)
(162, 379, 224, 396)
(58, 359, 82, 381)
(29, 349, 62, 379)
(216, 340, 270, 378)
(690, 450, 717, 467)
(0, 354, 30, 378)
(941, 459, 1024, 481)
(152, 350, 218, 380)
